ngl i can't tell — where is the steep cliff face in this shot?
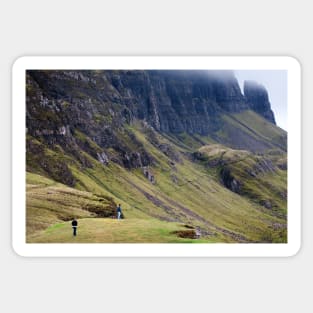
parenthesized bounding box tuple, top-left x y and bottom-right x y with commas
(105, 70, 247, 134)
(244, 80, 276, 124)
(27, 69, 277, 137)
(26, 69, 285, 180)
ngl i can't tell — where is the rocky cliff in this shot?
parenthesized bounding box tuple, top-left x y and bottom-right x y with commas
(244, 80, 276, 124)
(105, 70, 248, 134)
(27, 70, 275, 137)
(26, 69, 285, 179)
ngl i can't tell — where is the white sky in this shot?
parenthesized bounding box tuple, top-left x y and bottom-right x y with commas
(234, 70, 287, 131)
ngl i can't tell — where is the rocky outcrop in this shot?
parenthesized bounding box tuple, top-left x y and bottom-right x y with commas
(105, 70, 247, 135)
(142, 166, 155, 184)
(27, 70, 278, 138)
(97, 152, 109, 165)
(244, 80, 276, 124)
(220, 167, 242, 193)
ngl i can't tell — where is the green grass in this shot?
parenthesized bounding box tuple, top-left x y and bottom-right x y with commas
(232, 110, 287, 146)
(26, 172, 116, 238)
(27, 218, 213, 243)
(195, 143, 287, 221)
(26, 117, 287, 243)
(74, 129, 103, 154)
(214, 110, 287, 153)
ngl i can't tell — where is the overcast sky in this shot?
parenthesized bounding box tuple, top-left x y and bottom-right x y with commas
(234, 70, 287, 131)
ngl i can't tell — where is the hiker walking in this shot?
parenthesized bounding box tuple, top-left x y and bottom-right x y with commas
(117, 204, 122, 220)
(71, 218, 78, 236)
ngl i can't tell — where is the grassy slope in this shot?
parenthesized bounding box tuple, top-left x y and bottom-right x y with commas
(215, 110, 287, 152)
(231, 110, 287, 146)
(26, 112, 287, 243)
(28, 218, 212, 243)
(129, 126, 287, 242)
(26, 172, 213, 243)
(26, 172, 116, 237)
(197, 144, 287, 216)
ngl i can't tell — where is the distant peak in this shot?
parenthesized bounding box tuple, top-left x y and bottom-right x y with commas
(243, 80, 276, 124)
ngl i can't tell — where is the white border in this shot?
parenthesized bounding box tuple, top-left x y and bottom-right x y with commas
(12, 56, 301, 257)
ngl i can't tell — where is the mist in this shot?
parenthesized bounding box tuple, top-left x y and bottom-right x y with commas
(235, 70, 287, 131)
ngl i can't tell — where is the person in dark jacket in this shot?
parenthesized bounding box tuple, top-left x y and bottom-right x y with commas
(117, 204, 122, 220)
(71, 218, 78, 236)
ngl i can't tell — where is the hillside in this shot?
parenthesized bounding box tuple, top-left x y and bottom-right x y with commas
(26, 70, 287, 243)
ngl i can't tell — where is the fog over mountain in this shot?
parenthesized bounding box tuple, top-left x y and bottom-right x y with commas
(235, 70, 287, 130)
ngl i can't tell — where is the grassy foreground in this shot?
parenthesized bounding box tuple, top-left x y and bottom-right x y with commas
(27, 218, 212, 243)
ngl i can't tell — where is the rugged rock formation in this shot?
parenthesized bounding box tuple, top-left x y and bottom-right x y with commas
(27, 70, 273, 139)
(26, 69, 283, 182)
(244, 80, 276, 124)
(106, 70, 247, 134)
